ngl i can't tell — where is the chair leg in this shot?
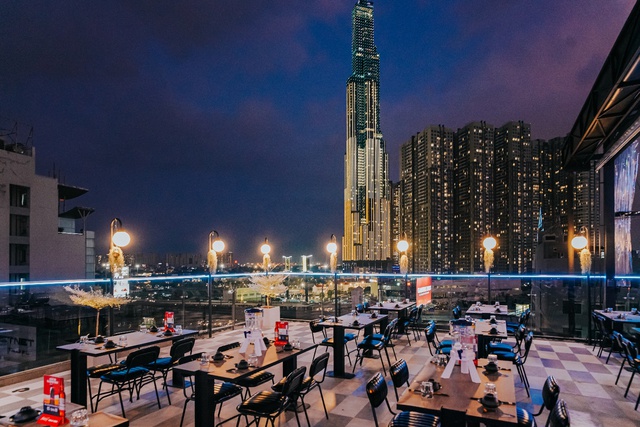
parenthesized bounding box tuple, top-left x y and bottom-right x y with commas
(317, 384, 329, 419)
(180, 398, 189, 427)
(616, 360, 627, 385)
(117, 385, 126, 418)
(378, 350, 386, 376)
(352, 349, 361, 373)
(345, 343, 353, 366)
(625, 371, 636, 398)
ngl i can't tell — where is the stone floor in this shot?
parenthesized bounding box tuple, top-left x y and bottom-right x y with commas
(0, 321, 639, 426)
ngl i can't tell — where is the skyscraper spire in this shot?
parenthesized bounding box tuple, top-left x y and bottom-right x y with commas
(343, 0, 391, 266)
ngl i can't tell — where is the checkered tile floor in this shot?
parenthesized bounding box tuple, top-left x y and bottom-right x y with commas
(1, 322, 639, 426)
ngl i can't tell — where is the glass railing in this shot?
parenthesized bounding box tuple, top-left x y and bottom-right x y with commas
(0, 272, 638, 377)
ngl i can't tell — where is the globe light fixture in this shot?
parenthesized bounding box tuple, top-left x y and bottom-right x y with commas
(261, 238, 271, 273)
(108, 217, 131, 336)
(397, 233, 410, 298)
(482, 235, 496, 303)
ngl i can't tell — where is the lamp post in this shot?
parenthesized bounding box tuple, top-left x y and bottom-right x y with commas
(571, 229, 591, 342)
(483, 236, 497, 303)
(397, 234, 409, 299)
(108, 218, 130, 336)
(327, 234, 338, 320)
(207, 230, 225, 337)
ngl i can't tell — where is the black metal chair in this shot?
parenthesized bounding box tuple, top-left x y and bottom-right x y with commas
(547, 399, 571, 427)
(371, 318, 399, 360)
(273, 352, 330, 425)
(516, 375, 560, 427)
(309, 321, 327, 344)
(424, 322, 451, 357)
(353, 319, 397, 375)
(495, 331, 533, 397)
(87, 362, 123, 412)
(409, 304, 425, 341)
(312, 319, 357, 365)
(489, 323, 526, 355)
(389, 358, 410, 401)
(146, 337, 195, 404)
(365, 372, 440, 427)
(595, 315, 615, 362)
(178, 353, 243, 427)
(235, 366, 306, 427)
(398, 307, 419, 345)
(95, 346, 162, 418)
(620, 339, 640, 410)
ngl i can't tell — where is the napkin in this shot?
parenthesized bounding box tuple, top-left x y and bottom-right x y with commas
(441, 344, 480, 383)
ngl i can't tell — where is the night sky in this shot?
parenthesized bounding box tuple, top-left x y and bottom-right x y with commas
(0, 1, 634, 264)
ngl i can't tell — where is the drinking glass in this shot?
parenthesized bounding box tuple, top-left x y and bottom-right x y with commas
(488, 354, 498, 364)
(175, 325, 183, 335)
(140, 324, 147, 333)
(200, 352, 209, 366)
(70, 409, 89, 427)
(118, 335, 127, 347)
(484, 382, 497, 401)
(420, 381, 433, 398)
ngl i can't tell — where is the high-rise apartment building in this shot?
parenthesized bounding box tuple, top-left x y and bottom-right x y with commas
(0, 125, 94, 281)
(399, 125, 454, 273)
(494, 121, 535, 273)
(343, 0, 391, 266)
(453, 121, 495, 273)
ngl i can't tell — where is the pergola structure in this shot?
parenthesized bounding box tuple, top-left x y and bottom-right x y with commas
(563, 1, 640, 305)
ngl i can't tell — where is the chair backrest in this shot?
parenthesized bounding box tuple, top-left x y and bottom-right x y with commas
(356, 304, 365, 313)
(363, 301, 370, 310)
(308, 352, 330, 385)
(408, 307, 419, 321)
(126, 346, 160, 368)
(452, 306, 461, 319)
(281, 366, 306, 397)
(518, 331, 534, 364)
(541, 375, 560, 411)
(621, 339, 639, 367)
(416, 304, 424, 322)
(178, 352, 202, 365)
(383, 318, 399, 343)
(548, 399, 570, 427)
(596, 315, 612, 335)
(309, 320, 324, 333)
(365, 372, 389, 410)
(217, 341, 240, 353)
(389, 359, 410, 400)
(170, 337, 195, 362)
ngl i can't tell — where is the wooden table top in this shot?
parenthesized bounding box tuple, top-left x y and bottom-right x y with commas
(318, 313, 388, 330)
(595, 309, 640, 324)
(474, 319, 508, 338)
(466, 304, 511, 315)
(397, 358, 517, 425)
(56, 329, 198, 357)
(174, 341, 316, 382)
(368, 301, 416, 312)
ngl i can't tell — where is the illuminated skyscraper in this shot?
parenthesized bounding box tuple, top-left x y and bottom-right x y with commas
(343, 0, 391, 266)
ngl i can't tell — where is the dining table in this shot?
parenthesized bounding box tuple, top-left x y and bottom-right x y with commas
(318, 312, 388, 379)
(367, 300, 416, 333)
(173, 341, 317, 427)
(595, 309, 640, 331)
(397, 358, 518, 426)
(56, 329, 197, 407)
(475, 319, 508, 358)
(466, 304, 513, 318)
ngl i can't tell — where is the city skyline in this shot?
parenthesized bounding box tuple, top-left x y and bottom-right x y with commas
(0, 1, 634, 261)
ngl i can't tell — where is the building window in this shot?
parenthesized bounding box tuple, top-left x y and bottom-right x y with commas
(9, 273, 29, 282)
(10, 185, 30, 208)
(10, 214, 29, 236)
(9, 244, 29, 266)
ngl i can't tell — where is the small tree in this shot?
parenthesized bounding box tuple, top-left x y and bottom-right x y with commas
(247, 275, 287, 307)
(65, 286, 129, 337)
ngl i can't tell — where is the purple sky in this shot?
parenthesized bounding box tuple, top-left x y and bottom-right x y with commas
(0, 1, 634, 263)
